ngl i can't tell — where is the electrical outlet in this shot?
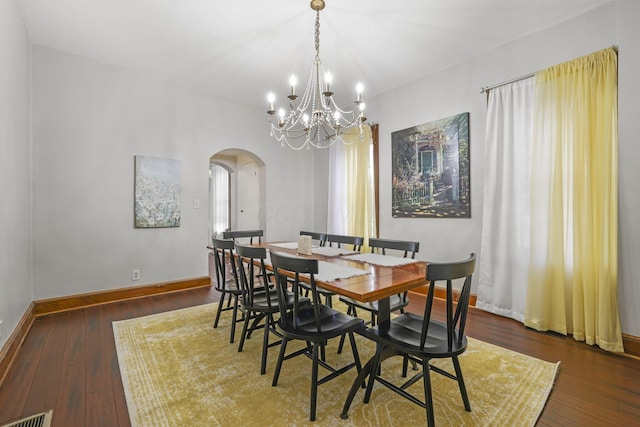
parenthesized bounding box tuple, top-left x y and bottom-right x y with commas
(193, 199, 200, 209)
(132, 269, 141, 281)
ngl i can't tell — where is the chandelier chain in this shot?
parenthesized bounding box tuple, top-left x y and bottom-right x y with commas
(315, 11, 320, 61)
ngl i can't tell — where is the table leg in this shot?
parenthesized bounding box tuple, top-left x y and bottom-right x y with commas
(341, 296, 393, 419)
(340, 344, 400, 419)
(376, 297, 391, 330)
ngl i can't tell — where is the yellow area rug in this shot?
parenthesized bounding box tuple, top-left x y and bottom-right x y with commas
(113, 303, 560, 426)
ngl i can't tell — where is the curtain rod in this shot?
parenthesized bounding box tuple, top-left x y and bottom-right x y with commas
(480, 73, 534, 93)
(479, 45, 618, 94)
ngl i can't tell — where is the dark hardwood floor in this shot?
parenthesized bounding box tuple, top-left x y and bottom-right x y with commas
(0, 285, 638, 426)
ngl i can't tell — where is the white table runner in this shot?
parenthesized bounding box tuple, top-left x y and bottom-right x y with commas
(341, 253, 419, 267)
(266, 253, 369, 282)
(304, 261, 370, 282)
(311, 246, 359, 257)
(269, 242, 303, 250)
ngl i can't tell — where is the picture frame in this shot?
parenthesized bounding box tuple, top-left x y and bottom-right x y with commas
(134, 156, 181, 228)
(391, 113, 470, 218)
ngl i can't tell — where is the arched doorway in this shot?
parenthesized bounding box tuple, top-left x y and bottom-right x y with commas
(209, 149, 266, 240)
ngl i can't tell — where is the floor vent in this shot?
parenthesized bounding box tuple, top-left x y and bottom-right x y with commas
(0, 411, 52, 427)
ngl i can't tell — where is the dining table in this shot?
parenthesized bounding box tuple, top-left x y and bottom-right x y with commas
(257, 241, 428, 419)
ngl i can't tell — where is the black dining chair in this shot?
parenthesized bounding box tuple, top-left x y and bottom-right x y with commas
(236, 244, 302, 375)
(340, 238, 419, 324)
(301, 233, 364, 307)
(325, 233, 364, 251)
(300, 230, 327, 247)
(361, 253, 476, 427)
(337, 238, 419, 354)
(210, 238, 243, 344)
(223, 229, 264, 245)
(270, 251, 364, 422)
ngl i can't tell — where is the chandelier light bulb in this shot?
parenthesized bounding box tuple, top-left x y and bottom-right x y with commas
(289, 75, 298, 96)
(356, 82, 364, 102)
(267, 92, 275, 112)
(325, 71, 333, 93)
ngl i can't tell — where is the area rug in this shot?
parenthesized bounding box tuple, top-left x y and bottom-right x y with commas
(113, 303, 560, 427)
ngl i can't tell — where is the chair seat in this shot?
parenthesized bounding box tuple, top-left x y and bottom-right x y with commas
(250, 290, 309, 313)
(279, 305, 363, 342)
(365, 312, 467, 358)
(339, 293, 408, 313)
(216, 278, 241, 294)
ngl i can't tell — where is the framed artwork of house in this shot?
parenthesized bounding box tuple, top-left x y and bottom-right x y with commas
(392, 113, 470, 218)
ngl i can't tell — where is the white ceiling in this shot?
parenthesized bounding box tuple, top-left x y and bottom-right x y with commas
(18, 0, 611, 107)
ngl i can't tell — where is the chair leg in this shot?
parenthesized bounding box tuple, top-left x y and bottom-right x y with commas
(213, 292, 226, 328)
(348, 332, 362, 373)
(337, 305, 356, 354)
(229, 296, 239, 344)
(237, 310, 251, 352)
(422, 359, 435, 427)
(402, 355, 409, 377)
(246, 313, 265, 340)
(260, 314, 271, 375)
(452, 356, 471, 411)
(364, 343, 384, 403)
(310, 343, 320, 421)
(272, 337, 289, 386)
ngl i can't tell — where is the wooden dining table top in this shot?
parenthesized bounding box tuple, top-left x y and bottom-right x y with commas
(258, 242, 428, 304)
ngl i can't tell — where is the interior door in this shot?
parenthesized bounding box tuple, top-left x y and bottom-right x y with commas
(237, 160, 260, 230)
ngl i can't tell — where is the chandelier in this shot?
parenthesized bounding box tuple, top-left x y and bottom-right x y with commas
(266, 0, 367, 150)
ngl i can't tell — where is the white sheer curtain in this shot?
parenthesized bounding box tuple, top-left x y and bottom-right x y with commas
(327, 126, 376, 245)
(327, 142, 348, 235)
(477, 77, 535, 322)
(210, 164, 230, 238)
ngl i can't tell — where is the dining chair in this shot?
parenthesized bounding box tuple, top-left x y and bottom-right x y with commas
(210, 238, 243, 344)
(361, 253, 476, 427)
(337, 238, 419, 354)
(223, 229, 264, 245)
(300, 230, 327, 247)
(236, 244, 299, 375)
(270, 251, 364, 422)
(340, 238, 420, 324)
(303, 233, 364, 307)
(325, 233, 364, 251)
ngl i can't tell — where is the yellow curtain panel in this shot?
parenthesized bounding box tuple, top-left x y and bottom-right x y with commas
(341, 125, 377, 250)
(525, 47, 623, 352)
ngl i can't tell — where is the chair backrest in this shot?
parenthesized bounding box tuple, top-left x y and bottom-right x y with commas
(300, 231, 327, 247)
(325, 234, 363, 251)
(369, 238, 419, 259)
(422, 253, 476, 351)
(222, 229, 264, 245)
(210, 238, 239, 291)
(270, 251, 324, 332)
(235, 244, 273, 308)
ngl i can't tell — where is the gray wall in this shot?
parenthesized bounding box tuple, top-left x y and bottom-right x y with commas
(31, 46, 321, 300)
(370, 0, 640, 337)
(0, 0, 32, 348)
